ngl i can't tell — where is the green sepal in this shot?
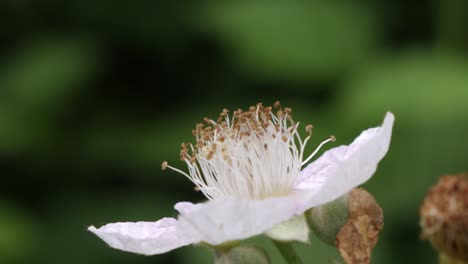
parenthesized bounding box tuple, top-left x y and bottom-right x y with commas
(307, 195, 349, 246)
(265, 214, 309, 243)
(214, 245, 271, 264)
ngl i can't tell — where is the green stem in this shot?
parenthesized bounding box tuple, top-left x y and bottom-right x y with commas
(272, 240, 304, 264)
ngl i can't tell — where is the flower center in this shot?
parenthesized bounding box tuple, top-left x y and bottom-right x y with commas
(162, 102, 334, 200)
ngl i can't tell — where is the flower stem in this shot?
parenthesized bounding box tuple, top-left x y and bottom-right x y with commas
(272, 240, 304, 264)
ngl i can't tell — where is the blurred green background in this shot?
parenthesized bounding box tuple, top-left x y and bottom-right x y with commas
(1, 0, 467, 263)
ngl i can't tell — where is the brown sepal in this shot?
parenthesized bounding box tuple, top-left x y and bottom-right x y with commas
(336, 188, 384, 264)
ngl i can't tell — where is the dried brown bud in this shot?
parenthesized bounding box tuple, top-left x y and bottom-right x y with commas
(419, 173, 468, 262)
(336, 188, 384, 264)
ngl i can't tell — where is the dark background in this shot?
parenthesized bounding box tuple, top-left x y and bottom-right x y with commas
(1, 0, 467, 263)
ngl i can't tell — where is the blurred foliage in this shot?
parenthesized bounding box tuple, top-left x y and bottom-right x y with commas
(0, 200, 39, 263)
(341, 51, 468, 122)
(0, 0, 467, 263)
(0, 38, 97, 152)
(198, 1, 376, 82)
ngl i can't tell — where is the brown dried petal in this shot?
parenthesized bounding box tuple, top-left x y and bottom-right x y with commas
(336, 188, 384, 264)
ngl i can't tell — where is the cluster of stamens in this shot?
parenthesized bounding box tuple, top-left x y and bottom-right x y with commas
(162, 102, 335, 200)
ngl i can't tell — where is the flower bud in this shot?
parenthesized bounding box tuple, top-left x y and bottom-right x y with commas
(307, 195, 349, 246)
(214, 246, 270, 264)
(420, 174, 468, 263)
(308, 188, 383, 264)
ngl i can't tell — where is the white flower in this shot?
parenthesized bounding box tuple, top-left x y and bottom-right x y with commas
(89, 102, 394, 255)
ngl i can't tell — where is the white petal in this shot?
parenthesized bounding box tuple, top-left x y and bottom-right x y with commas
(179, 196, 300, 245)
(294, 112, 394, 211)
(88, 217, 200, 255)
(174, 202, 202, 215)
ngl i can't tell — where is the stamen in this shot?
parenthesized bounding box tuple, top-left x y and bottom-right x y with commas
(301, 136, 336, 166)
(164, 102, 335, 200)
(274, 101, 281, 109)
(162, 161, 193, 179)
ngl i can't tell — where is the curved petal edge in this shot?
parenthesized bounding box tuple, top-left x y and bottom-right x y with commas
(294, 112, 394, 211)
(88, 217, 199, 255)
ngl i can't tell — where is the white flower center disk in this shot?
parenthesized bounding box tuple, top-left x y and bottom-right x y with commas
(163, 102, 334, 201)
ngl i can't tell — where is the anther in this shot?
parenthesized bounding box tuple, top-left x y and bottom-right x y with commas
(161, 161, 168, 170)
(220, 108, 229, 117)
(206, 151, 214, 160)
(180, 150, 187, 160)
(277, 109, 284, 118)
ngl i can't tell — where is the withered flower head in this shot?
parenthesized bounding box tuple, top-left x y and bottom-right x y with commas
(420, 174, 468, 262)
